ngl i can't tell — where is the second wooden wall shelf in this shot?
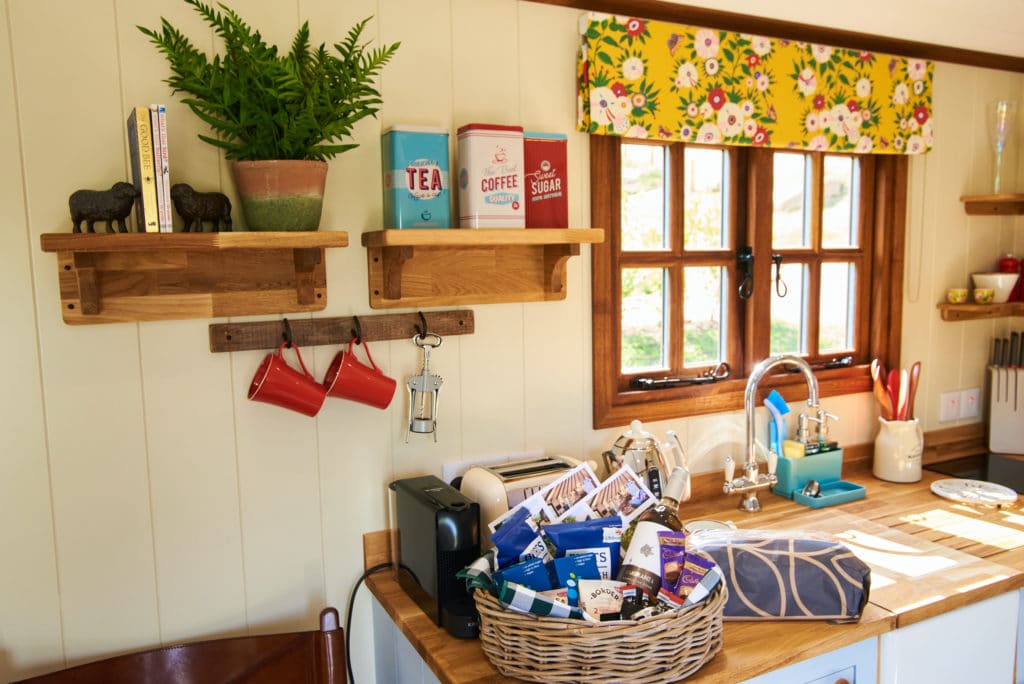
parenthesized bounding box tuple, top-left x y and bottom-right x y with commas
(361, 228, 604, 308)
(40, 231, 348, 324)
(937, 302, 1024, 321)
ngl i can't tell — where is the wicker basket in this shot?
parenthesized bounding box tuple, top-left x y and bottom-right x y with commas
(473, 582, 727, 683)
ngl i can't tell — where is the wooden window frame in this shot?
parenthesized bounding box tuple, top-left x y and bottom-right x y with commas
(590, 135, 907, 429)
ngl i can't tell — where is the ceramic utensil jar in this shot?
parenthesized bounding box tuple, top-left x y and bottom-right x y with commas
(873, 417, 923, 482)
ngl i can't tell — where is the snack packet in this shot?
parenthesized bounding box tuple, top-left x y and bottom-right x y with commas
(657, 530, 687, 592)
(674, 553, 715, 598)
(543, 516, 623, 580)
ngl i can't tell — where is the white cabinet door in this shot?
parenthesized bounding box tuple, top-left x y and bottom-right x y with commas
(1016, 588, 1024, 684)
(879, 591, 1019, 684)
(742, 637, 877, 684)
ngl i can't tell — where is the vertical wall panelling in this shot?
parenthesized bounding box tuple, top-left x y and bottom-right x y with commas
(0, 2, 63, 680)
(450, 0, 528, 460)
(301, 2, 390, 680)
(518, 2, 587, 458)
(14, 0, 161, 665)
(114, 0, 250, 645)
(230, 344, 325, 633)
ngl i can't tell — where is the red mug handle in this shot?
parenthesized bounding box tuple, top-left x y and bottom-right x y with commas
(279, 341, 315, 379)
(350, 338, 382, 373)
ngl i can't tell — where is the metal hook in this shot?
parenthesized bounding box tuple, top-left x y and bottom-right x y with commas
(772, 254, 788, 297)
(282, 318, 293, 348)
(414, 311, 429, 340)
(350, 315, 363, 345)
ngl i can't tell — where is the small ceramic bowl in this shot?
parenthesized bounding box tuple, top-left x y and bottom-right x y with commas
(973, 288, 995, 304)
(946, 288, 968, 304)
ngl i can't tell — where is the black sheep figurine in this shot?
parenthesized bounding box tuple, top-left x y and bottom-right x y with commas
(170, 183, 233, 232)
(68, 182, 140, 233)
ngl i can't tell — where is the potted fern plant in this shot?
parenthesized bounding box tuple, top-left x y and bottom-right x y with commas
(139, 0, 399, 231)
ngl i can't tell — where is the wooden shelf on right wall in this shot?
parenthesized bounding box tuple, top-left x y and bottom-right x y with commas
(937, 302, 1024, 321)
(960, 193, 1024, 215)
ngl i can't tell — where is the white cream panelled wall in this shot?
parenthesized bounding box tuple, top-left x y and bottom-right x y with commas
(1, 0, 1022, 682)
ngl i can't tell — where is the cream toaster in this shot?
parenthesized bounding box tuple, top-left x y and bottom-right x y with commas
(459, 454, 589, 543)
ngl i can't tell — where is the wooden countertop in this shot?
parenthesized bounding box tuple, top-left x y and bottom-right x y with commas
(364, 461, 1024, 683)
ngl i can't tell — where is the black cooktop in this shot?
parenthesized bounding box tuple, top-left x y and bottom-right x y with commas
(924, 453, 1024, 493)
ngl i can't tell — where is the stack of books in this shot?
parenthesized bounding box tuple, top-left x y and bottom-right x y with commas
(126, 104, 172, 233)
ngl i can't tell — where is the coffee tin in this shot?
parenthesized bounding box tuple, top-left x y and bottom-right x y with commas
(382, 125, 450, 229)
(457, 123, 524, 228)
(524, 131, 568, 228)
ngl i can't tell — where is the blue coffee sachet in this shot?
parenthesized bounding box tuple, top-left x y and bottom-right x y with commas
(542, 516, 623, 580)
(492, 507, 550, 569)
(549, 553, 602, 589)
(493, 556, 552, 592)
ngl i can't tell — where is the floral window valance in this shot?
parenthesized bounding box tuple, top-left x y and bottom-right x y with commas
(577, 13, 934, 154)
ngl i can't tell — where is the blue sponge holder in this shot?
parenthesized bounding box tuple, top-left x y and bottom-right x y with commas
(772, 448, 865, 508)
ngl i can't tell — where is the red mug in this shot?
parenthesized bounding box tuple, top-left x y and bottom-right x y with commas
(323, 339, 397, 409)
(248, 342, 327, 417)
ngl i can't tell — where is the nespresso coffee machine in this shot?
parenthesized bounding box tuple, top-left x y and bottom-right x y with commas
(390, 475, 480, 638)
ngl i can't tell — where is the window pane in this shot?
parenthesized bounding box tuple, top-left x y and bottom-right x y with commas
(770, 263, 806, 355)
(820, 262, 855, 352)
(683, 266, 723, 366)
(621, 144, 667, 251)
(823, 156, 857, 248)
(684, 148, 726, 250)
(772, 153, 809, 249)
(621, 268, 666, 372)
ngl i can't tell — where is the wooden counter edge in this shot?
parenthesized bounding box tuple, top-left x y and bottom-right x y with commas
(362, 530, 896, 684)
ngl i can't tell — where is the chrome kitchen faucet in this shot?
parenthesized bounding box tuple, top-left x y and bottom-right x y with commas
(724, 354, 820, 512)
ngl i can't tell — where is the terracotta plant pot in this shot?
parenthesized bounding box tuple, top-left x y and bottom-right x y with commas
(231, 160, 328, 231)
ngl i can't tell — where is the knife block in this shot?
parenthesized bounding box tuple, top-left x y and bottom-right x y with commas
(990, 367, 1024, 455)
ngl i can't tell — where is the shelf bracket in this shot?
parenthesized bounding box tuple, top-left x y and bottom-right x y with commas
(293, 248, 323, 305)
(71, 252, 100, 315)
(209, 309, 475, 353)
(380, 246, 414, 301)
(544, 243, 579, 296)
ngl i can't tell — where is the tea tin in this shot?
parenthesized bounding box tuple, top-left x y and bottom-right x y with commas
(456, 123, 524, 228)
(524, 131, 568, 228)
(382, 125, 450, 229)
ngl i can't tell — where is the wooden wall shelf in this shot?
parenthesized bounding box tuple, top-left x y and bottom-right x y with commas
(937, 302, 1024, 321)
(40, 231, 348, 325)
(361, 228, 604, 308)
(960, 193, 1024, 215)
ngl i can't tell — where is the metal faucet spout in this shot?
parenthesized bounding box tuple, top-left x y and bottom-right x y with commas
(744, 354, 819, 468)
(724, 354, 819, 512)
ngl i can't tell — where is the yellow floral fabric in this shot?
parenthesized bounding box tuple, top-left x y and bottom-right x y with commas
(577, 13, 933, 154)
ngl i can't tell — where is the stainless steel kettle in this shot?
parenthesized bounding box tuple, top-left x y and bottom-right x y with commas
(602, 419, 689, 500)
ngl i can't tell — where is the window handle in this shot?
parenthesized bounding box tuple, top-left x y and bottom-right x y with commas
(772, 254, 788, 297)
(737, 247, 754, 300)
(630, 362, 731, 390)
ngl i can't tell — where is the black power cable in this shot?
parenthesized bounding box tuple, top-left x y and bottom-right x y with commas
(345, 562, 420, 684)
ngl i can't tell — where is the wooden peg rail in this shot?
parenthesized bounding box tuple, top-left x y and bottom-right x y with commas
(208, 310, 475, 353)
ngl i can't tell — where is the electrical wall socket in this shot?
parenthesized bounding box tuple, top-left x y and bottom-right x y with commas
(939, 391, 961, 422)
(959, 387, 981, 419)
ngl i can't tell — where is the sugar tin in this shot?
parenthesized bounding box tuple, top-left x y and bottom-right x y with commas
(524, 131, 568, 228)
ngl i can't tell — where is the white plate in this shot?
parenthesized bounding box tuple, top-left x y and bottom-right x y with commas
(930, 478, 1018, 505)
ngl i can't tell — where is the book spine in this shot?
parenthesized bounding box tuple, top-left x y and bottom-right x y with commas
(126, 106, 159, 233)
(149, 106, 167, 232)
(153, 104, 172, 232)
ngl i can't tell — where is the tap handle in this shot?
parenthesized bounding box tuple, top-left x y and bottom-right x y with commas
(724, 455, 735, 483)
